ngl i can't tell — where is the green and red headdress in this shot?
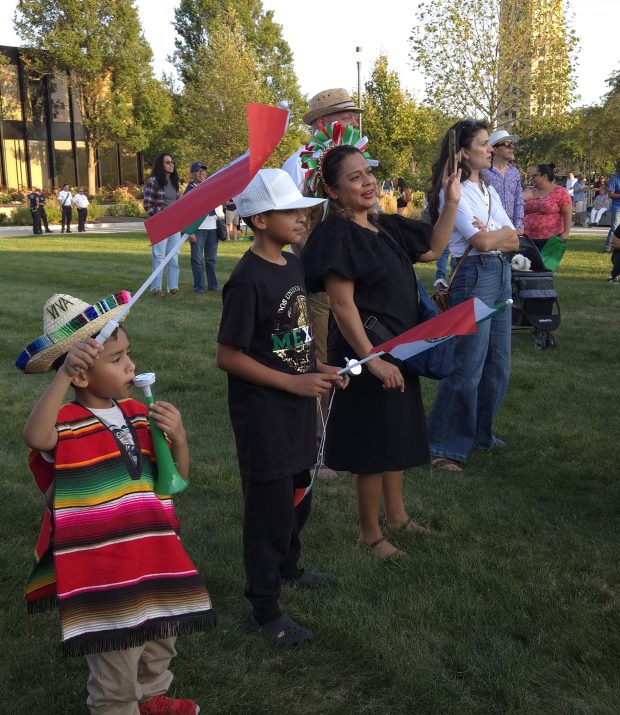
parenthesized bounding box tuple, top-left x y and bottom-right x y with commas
(300, 121, 377, 197)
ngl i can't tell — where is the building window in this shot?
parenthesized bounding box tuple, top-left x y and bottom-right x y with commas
(28, 139, 50, 190)
(98, 146, 119, 186)
(3, 138, 27, 188)
(75, 140, 87, 186)
(120, 147, 138, 184)
(53, 139, 74, 186)
(0, 64, 24, 121)
(50, 72, 70, 123)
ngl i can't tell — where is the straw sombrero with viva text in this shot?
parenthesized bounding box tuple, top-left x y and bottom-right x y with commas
(15, 291, 132, 374)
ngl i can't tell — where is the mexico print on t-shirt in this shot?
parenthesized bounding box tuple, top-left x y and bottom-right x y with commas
(271, 284, 314, 373)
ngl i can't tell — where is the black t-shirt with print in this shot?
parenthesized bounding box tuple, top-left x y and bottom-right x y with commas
(217, 249, 316, 482)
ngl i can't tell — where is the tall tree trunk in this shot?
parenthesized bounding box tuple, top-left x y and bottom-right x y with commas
(87, 141, 97, 196)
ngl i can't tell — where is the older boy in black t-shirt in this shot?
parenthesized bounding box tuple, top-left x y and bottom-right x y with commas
(217, 169, 347, 648)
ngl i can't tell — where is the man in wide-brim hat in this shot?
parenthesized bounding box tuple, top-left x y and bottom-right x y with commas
(282, 88, 363, 190)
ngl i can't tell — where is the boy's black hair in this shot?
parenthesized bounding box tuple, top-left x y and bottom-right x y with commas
(51, 324, 125, 372)
(244, 210, 273, 232)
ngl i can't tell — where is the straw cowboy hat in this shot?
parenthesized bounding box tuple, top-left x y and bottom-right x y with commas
(302, 88, 363, 126)
(16, 291, 131, 373)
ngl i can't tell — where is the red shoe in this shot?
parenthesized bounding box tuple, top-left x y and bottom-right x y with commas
(138, 694, 200, 714)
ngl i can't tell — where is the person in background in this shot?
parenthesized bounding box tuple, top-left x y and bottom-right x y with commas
(224, 198, 239, 241)
(565, 171, 577, 198)
(591, 186, 610, 226)
(481, 129, 524, 234)
(524, 164, 572, 252)
(143, 153, 182, 297)
(282, 87, 363, 191)
(37, 189, 52, 233)
(604, 169, 620, 252)
(608, 223, 620, 284)
(572, 173, 587, 226)
(426, 120, 519, 473)
(27, 187, 42, 235)
(185, 162, 220, 293)
(72, 188, 90, 232)
(57, 183, 73, 233)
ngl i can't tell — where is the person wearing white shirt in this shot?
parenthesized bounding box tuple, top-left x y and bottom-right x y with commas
(425, 120, 519, 472)
(57, 183, 73, 232)
(72, 188, 90, 232)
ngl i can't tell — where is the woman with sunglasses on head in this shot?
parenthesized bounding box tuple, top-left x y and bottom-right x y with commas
(301, 133, 460, 559)
(426, 120, 519, 473)
(523, 164, 572, 252)
(143, 153, 183, 296)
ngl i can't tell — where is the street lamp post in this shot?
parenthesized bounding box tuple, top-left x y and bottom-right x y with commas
(356, 46, 362, 134)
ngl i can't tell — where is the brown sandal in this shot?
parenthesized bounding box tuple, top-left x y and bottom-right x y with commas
(387, 517, 435, 535)
(359, 537, 403, 559)
(431, 457, 462, 472)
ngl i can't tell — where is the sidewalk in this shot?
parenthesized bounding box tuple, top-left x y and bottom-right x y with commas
(0, 219, 145, 238)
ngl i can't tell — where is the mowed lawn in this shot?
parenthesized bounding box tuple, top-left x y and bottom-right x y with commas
(1, 231, 619, 714)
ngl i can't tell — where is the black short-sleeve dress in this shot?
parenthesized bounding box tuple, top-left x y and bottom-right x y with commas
(302, 212, 432, 473)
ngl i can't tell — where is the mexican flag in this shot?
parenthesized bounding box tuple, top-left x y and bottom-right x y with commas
(144, 103, 290, 244)
(369, 298, 511, 362)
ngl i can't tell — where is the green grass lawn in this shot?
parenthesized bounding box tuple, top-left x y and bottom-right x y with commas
(1, 232, 619, 714)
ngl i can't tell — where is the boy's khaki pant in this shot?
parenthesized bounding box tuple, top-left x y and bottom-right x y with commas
(84, 637, 177, 714)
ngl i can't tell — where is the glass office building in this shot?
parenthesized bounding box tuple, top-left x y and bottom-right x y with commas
(0, 45, 143, 190)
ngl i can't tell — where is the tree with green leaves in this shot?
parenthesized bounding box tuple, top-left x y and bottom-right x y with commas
(409, 0, 577, 129)
(173, 0, 306, 125)
(178, 10, 304, 172)
(361, 55, 451, 190)
(14, 0, 163, 194)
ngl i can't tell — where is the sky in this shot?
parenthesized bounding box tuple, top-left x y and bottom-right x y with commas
(0, 0, 618, 109)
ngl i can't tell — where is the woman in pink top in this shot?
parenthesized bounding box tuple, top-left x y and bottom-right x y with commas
(524, 163, 572, 251)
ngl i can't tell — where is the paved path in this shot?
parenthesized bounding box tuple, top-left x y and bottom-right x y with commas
(0, 221, 146, 238)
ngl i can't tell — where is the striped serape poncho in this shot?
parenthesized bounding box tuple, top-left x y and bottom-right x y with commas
(25, 398, 215, 656)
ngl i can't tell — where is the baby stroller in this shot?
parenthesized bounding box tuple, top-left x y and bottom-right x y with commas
(510, 237, 561, 350)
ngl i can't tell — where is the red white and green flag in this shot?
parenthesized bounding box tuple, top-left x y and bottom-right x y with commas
(144, 103, 289, 244)
(339, 298, 511, 374)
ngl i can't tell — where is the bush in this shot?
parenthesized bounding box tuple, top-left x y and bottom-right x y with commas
(104, 200, 146, 218)
(11, 191, 25, 202)
(0, 192, 12, 204)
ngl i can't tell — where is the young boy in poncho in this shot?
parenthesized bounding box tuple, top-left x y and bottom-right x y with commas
(17, 291, 214, 715)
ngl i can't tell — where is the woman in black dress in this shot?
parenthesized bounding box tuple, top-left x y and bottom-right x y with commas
(302, 146, 460, 558)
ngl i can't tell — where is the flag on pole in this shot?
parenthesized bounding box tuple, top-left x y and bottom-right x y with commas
(368, 297, 510, 362)
(144, 104, 289, 245)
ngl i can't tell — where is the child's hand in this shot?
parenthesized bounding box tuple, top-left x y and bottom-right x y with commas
(319, 363, 350, 390)
(61, 338, 103, 377)
(149, 401, 187, 445)
(289, 373, 336, 398)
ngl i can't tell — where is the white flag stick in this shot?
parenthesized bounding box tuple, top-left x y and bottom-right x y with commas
(337, 351, 385, 376)
(95, 233, 189, 344)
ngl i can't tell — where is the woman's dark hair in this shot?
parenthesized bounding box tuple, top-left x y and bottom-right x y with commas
(319, 145, 378, 222)
(427, 119, 489, 224)
(150, 152, 180, 192)
(396, 177, 407, 191)
(536, 164, 555, 182)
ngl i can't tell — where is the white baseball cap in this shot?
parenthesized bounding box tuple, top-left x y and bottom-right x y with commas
(488, 129, 519, 146)
(234, 169, 325, 218)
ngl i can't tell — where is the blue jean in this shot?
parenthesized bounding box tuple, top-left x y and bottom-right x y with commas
(435, 246, 450, 281)
(427, 253, 512, 462)
(150, 232, 181, 291)
(190, 229, 218, 291)
(605, 206, 620, 250)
